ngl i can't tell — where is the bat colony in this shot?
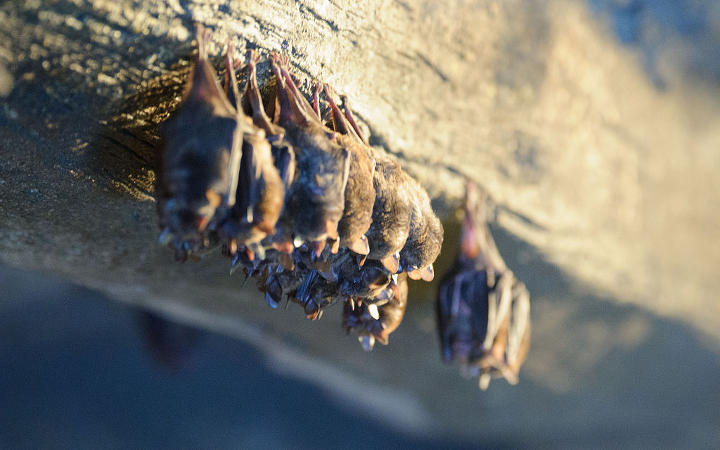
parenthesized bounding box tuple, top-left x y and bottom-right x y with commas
(156, 25, 530, 389)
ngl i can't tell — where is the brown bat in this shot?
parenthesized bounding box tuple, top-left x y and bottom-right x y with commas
(235, 50, 296, 207)
(398, 178, 444, 282)
(322, 85, 375, 258)
(268, 53, 351, 257)
(364, 149, 412, 273)
(343, 273, 409, 351)
(436, 180, 531, 390)
(241, 50, 296, 236)
(157, 24, 243, 261)
(294, 269, 347, 320)
(220, 46, 284, 252)
(157, 43, 448, 358)
(334, 251, 393, 301)
(251, 254, 305, 310)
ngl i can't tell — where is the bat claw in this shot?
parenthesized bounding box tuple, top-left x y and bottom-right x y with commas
(230, 257, 243, 275)
(158, 228, 174, 246)
(265, 291, 280, 309)
(359, 335, 375, 352)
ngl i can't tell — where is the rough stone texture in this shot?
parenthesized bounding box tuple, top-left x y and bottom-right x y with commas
(1, 0, 720, 443)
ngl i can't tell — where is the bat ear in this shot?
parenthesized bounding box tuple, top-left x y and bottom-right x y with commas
(420, 264, 435, 282)
(348, 234, 370, 255)
(407, 268, 423, 280)
(380, 253, 399, 273)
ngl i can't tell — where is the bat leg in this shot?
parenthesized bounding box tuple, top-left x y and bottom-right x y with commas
(244, 50, 285, 138)
(194, 23, 211, 61)
(269, 53, 297, 126)
(269, 53, 320, 127)
(224, 42, 244, 112)
(323, 85, 365, 143)
(222, 39, 246, 110)
(340, 94, 368, 144)
(279, 58, 323, 123)
(311, 82, 323, 120)
(322, 83, 352, 136)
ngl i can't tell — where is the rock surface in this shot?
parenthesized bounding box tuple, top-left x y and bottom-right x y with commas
(1, 0, 720, 442)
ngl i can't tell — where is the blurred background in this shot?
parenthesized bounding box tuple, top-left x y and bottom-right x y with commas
(1, 0, 719, 448)
(2, 216, 718, 449)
